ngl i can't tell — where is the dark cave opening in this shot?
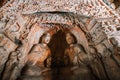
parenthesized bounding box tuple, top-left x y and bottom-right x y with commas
(48, 30, 68, 68)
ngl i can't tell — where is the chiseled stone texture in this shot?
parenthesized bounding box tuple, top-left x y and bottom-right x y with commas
(0, 0, 120, 80)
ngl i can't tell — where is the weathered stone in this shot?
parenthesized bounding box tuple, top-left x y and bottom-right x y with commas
(0, 33, 17, 78)
(0, 0, 120, 80)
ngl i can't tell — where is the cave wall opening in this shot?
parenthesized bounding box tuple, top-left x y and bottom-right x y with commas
(48, 30, 68, 67)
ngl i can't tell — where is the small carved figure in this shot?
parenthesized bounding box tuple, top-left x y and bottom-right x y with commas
(95, 43, 120, 80)
(28, 33, 51, 67)
(64, 33, 92, 66)
(64, 33, 99, 80)
(2, 51, 19, 80)
(64, 33, 75, 65)
(89, 46, 109, 80)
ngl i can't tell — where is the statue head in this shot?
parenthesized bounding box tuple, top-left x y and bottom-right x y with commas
(41, 33, 51, 44)
(65, 33, 75, 45)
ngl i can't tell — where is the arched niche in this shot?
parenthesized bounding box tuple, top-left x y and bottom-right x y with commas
(22, 12, 90, 61)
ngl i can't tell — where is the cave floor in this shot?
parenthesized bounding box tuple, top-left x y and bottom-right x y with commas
(18, 65, 97, 80)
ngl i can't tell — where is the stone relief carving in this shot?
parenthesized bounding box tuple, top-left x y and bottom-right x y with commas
(90, 22, 106, 45)
(65, 33, 96, 65)
(88, 46, 109, 80)
(101, 18, 120, 56)
(28, 33, 51, 67)
(2, 51, 19, 80)
(0, 33, 18, 78)
(0, 0, 120, 80)
(0, 13, 119, 80)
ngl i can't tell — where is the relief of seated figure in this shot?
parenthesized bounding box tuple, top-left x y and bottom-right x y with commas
(28, 33, 51, 67)
(64, 33, 99, 80)
(16, 33, 52, 79)
(64, 33, 94, 66)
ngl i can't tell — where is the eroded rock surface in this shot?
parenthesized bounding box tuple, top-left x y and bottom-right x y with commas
(0, 0, 120, 80)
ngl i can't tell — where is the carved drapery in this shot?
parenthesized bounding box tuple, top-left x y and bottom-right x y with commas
(0, 0, 120, 80)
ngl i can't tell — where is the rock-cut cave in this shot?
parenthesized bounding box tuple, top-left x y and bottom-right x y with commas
(0, 0, 120, 80)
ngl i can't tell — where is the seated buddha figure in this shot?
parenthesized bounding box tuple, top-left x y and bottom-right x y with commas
(64, 33, 93, 66)
(28, 33, 51, 67)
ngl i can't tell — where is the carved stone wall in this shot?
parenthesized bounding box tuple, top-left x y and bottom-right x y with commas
(0, 0, 120, 80)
